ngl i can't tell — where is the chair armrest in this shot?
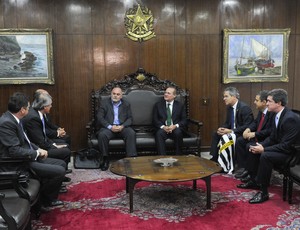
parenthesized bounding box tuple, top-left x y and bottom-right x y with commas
(288, 144, 300, 167)
(187, 118, 203, 137)
(86, 119, 96, 140)
(0, 156, 31, 164)
(0, 171, 30, 201)
(0, 192, 17, 229)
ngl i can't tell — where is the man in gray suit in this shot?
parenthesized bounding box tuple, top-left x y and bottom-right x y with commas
(96, 86, 137, 171)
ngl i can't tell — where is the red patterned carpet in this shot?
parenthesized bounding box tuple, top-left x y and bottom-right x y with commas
(32, 168, 300, 230)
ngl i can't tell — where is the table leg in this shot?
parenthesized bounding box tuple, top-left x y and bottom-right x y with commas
(202, 176, 211, 209)
(127, 178, 139, 213)
(193, 180, 197, 190)
(126, 177, 129, 193)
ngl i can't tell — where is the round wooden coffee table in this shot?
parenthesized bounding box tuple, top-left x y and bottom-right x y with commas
(110, 155, 222, 212)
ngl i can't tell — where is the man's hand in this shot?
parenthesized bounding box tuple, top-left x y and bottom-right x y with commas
(111, 125, 123, 133)
(217, 127, 232, 136)
(38, 148, 48, 159)
(243, 128, 255, 140)
(249, 143, 264, 154)
(57, 128, 66, 137)
(243, 128, 251, 139)
(163, 125, 176, 133)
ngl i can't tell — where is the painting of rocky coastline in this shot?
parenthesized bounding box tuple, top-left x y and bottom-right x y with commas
(0, 28, 54, 84)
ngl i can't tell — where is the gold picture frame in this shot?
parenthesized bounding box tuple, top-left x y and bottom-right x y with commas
(0, 28, 54, 84)
(222, 28, 290, 84)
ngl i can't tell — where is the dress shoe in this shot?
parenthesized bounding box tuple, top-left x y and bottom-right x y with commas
(241, 175, 251, 183)
(237, 180, 260, 190)
(66, 169, 72, 174)
(235, 170, 249, 179)
(59, 188, 68, 193)
(50, 200, 64, 207)
(63, 176, 71, 182)
(100, 160, 109, 171)
(249, 191, 269, 204)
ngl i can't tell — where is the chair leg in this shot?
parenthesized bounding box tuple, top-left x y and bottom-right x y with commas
(288, 179, 293, 204)
(283, 176, 288, 201)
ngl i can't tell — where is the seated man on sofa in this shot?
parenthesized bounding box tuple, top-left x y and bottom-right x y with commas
(96, 86, 137, 171)
(153, 86, 187, 155)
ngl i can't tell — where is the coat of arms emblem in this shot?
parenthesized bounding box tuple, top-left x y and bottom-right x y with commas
(124, 4, 156, 42)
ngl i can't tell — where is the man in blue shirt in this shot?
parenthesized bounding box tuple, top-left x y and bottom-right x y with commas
(96, 87, 137, 171)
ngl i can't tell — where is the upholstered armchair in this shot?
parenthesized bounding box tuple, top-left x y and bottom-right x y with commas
(0, 171, 31, 230)
(0, 157, 41, 218)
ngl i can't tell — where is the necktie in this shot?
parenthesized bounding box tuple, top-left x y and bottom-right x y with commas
(230, 107, 234, 129)
(41, 116, 46, 136)
(166, 103, 172, 126)
(19, 122, 33, 149)
(275, 115, 279, 128)
(257, 113, 265, 131)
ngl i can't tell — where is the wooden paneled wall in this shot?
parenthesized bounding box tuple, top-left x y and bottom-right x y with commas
(0, 0, 299, 151)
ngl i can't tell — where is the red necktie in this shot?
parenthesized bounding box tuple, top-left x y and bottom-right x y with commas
(257, 113, 265, 132)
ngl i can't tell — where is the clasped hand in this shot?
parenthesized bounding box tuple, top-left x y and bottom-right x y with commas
(163, 125, 176, 133)
(111, 125, 123, 133)
(249, 142, 264, 154)
(38, 148, 48, 159)
(217, 127, 231, 136)
(57, 127, 66, 137)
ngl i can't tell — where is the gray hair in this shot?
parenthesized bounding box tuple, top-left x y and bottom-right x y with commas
(32, 93, 52, 110)
(224, 87, 240, 99)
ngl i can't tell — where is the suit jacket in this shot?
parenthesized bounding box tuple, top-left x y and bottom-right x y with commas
(22, 108, 54, 150)
(153, 99, 187, 130)
(44, 114, 59, 139)
(96, 98, 133, 131)
(261, 108, 300, 154)
(222, 100, 254, 136)
(0, 111, 38, 172)
(248, 111, 275, 141)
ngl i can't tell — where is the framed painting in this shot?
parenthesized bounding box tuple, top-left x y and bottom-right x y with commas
(222, 28, 290, 84)
(0, 28, 54, 84)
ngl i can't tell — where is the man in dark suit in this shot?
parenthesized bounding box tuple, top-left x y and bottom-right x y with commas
(237, 89, 300, 204)
(235, 90, 275, 179)
(32, 89, 71, 146)
(22, 93, 72, 177)
(0, 92, 66, 207)
(210, 87, 254, 162)
(96, 86, 137, 171)
(153, 86, 187, 155)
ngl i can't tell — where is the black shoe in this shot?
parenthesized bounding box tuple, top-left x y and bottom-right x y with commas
(66, 169, 72, 174)
(235, 170, 249, 179)
(241, 175, 251, 183)
(249, 191, 269, 204)
(63, 176, 71, 182)
(59, 188, 68, 193)
(100, 160, 109, 171)
(237, 180, 260, 190)
(50, 200, 64, 207)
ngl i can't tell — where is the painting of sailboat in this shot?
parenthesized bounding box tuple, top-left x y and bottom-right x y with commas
(251, 39, 275, 73)
(234, 38, 256, 76)
(222, 28, 290, 83)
